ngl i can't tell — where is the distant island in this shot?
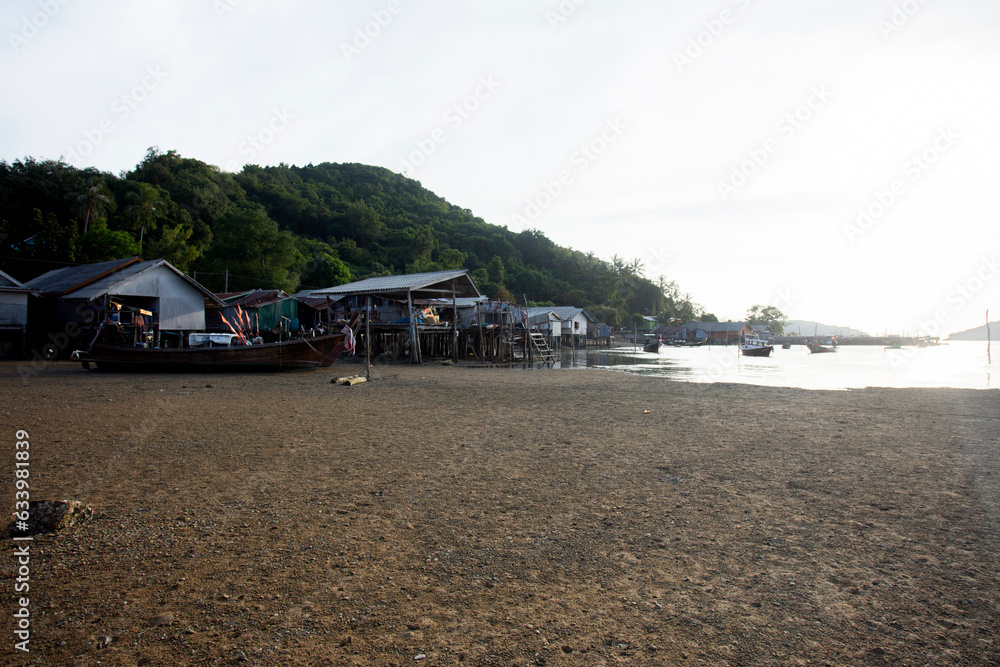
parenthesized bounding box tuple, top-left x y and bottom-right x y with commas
(782, 320, 868, 338)
(947, 321, 999, 341)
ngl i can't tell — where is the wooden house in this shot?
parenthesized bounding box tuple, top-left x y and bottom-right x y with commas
(24, 257, 222, 358)
(0, 268, 35, 358)
(212, 289, 300, 336)
(307, 270, 482, 362)
(679, 321, 752, 344)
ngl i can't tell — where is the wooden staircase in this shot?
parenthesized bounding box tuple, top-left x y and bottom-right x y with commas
(528, 331, 556, 362)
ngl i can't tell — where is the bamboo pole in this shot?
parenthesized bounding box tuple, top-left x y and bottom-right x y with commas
(452, 280, 458, 363)
(988, 310, 991, 363)
(365, 295, 372, 380)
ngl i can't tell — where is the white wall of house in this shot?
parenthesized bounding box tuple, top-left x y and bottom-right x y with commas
(563, 312, 589, 336)
(0, 292, 29, 328)
(108, 268, 206, 330)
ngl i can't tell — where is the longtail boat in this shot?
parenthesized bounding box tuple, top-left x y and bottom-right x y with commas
(74, 316, 360, 372)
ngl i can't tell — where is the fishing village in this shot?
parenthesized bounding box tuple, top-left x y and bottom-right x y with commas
(3, 257, 872, 375)
(0, 8, 997, 656)
(2, 253, 999, 666)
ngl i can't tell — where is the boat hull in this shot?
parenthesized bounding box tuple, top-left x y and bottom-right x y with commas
(643, 342, 661, 353)
(86, 333, 352, 372)
(806, 343, 836, 354)
(740, 345, 773, 357)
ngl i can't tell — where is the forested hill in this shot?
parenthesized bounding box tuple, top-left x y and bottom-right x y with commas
(0, 149, 708, 325)
(947, 321, 999, 341)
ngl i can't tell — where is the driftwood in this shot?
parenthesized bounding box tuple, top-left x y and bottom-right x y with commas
(333, 375, 368, 386)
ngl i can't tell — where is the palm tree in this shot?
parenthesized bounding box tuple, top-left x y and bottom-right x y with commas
(629, 257, 645, 277)
(68, 178, 114, 234)
(125, 183, 164, 252)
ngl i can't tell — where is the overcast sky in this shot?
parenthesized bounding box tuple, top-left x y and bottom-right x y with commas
(2, 0, 998, 335)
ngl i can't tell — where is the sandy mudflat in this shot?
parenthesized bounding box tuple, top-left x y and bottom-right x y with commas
(1, 361, 999, 667)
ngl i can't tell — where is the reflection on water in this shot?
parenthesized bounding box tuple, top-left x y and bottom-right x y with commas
(522, 341, 998, 390)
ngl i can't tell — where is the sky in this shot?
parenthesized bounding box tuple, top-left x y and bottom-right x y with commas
(1, 0, 998, 336)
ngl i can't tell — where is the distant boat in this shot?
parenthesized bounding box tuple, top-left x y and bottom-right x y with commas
(781, 343, 792, 350)
(806, 339, 837, 354)
(643, 335, 661, 353)
(740, 333, 773, 357)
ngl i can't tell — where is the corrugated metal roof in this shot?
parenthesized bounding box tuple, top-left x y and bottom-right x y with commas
(221, 289, 292, 309)
(25, 257, 141, 295)
(27, 258, 223, 305)
(680, 321, 748, 332)
(0, 268, 33, 292)
(312, 270, 479, 298)
(420, 296, 488, 308)
(295, 295, 343, 309)
(525, 306, 593, 322)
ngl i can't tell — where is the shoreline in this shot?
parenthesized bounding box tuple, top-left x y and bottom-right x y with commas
(1, 363, 998, 665)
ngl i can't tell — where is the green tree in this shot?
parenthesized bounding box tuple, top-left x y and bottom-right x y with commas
(124, 182, 165, 252)
(75, 220, 140, 263)
(32, 209, 77, 262)
(195, 207, 303, 292)
(486, 256, 506, 284)
(146, 223, 202, 271)
(68, 178, 115, 233)
(299, 250, 351, 289)
(344, 199, 386, 248)
(746, 304, 787, 335)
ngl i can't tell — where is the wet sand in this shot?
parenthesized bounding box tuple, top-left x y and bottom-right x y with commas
(1, 361, 999, 666)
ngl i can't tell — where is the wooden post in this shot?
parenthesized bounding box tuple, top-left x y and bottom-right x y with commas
(365, 295, 372, 380)
(451, 280, 458, 363)
(407, 290, 417, 364)
(988, 310, 991, 364)
(476, 302, 483, 361)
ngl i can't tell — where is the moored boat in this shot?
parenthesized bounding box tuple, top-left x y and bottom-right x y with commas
(739, 333, 773, 357)
(806, 339, 837, 354)
(75, 316, 360, 372)
(643, 335, 662, 353)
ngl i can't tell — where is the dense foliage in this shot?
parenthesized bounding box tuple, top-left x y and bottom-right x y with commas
(747, 304, 788, 335)
(0, 149, 710, 324)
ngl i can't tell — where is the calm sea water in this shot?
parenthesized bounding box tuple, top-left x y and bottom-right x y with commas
(544, 341, 999, 390)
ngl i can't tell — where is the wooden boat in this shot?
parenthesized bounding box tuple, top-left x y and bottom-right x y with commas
(740, 333, 773, 357)
(781, 343, 792, 349)
(806, 340, 837, 354)
(75, 317, 360, 372)
(643, 336, 661, 353)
